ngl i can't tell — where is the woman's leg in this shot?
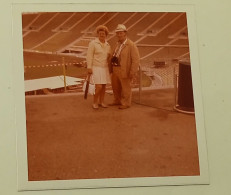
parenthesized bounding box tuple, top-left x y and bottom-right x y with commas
(93, 84, 102, 108)
(99, 84, 106, 105)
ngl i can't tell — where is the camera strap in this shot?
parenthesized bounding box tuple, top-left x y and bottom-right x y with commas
(113, 39, 127, 57)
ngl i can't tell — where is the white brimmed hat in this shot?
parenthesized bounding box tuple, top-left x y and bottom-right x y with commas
(115, 24, 127, 32)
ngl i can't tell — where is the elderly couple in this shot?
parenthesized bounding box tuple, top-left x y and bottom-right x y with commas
(86, 24, 140, 109)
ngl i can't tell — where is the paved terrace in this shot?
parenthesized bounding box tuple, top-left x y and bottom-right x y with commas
(25, 89, 199, 181)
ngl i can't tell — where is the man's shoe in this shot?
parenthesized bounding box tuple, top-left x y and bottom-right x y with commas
(99, 103, 108, 108)
(92, 104, 99, 109)
(108, 102, 121, 106)
(118, 105, 130, 109)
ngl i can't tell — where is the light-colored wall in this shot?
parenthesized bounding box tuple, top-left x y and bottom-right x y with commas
(1, 0, 231, 194)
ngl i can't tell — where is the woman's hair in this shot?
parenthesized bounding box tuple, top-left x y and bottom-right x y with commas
(96, 25, 109, 36)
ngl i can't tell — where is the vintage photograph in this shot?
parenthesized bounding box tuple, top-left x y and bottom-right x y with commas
(22, 11, 200, 184)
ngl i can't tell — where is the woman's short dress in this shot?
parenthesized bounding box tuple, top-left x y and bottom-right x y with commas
(92, 65, 111, 84)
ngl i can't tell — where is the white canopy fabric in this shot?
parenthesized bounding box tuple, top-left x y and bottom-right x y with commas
(24, 76, 84, 92)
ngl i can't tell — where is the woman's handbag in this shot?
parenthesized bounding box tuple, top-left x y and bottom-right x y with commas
(83, 74, 95, 99)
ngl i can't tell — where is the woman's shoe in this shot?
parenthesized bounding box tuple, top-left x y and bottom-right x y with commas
(99, 103, 108, 108)
(92, 104, 99, 109)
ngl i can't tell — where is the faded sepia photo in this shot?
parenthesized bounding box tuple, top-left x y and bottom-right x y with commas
(22, 11, 201, 185)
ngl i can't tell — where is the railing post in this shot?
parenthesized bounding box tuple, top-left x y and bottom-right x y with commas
(139, 65, 142, 103)
(62, 57, 67, 92)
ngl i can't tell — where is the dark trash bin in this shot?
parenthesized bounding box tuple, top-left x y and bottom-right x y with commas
(174, 60, 194, 114)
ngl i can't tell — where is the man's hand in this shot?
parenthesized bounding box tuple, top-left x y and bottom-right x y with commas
(87, 68, 93, 74)
(129, 73, 135, 80)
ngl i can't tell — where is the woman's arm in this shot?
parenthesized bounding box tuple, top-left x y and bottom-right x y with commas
(86, 41, 95, 74)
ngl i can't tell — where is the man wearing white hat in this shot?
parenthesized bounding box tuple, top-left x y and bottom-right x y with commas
(110, 24, 140, 109)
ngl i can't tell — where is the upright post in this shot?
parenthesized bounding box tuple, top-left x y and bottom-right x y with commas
(62, 57, 67, 92)
(139, 65, 142, 103)
(174, 68, 178, 108)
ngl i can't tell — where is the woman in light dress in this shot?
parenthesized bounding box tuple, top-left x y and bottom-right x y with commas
(86, 25, 111, 109)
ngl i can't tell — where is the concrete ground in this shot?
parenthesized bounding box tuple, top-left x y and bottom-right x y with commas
(25, 89, 199, 181)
